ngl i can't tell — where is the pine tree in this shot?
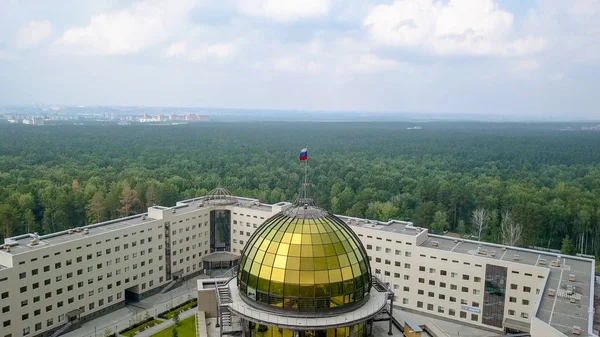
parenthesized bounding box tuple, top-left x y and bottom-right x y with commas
(172, 311, 180, 326)
(561, 235, 574, 255)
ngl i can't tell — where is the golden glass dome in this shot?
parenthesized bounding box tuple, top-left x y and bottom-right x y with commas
(237, 205, 372, 312)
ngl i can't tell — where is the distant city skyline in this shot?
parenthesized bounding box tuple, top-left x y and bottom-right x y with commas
(0, 0, 599, 118)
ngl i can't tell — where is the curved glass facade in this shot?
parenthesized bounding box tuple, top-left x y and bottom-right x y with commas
(237, 209, 372, 312)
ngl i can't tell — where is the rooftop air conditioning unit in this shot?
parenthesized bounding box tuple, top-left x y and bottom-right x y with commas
(5, 246, 9, 252)
(30, 239, 39, 246)
(141, 215, 147, 220)
(75, 228, 82, 233)
(513, 254, 520, 261)
(67, 229, 74, 234)
(431, 241, 439, 247)
(171, 209, 176, 214)
(83, 229, 89, 235)
(501, 246, 507, 251)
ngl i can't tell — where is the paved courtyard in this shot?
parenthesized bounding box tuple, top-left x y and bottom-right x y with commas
(61, 276, 205, 337)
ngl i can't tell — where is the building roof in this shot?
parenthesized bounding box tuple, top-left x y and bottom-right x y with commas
(2, 196, 287, 255)
(339, 217, 595, 336)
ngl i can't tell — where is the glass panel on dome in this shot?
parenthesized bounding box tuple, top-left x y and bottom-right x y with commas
(300, 257, 314, 270)
(273, 256, 287, 269)
(271, 268, 285, 282)
(301, 244, 314, 257)
(329, 269, 342, 283)
(289, 244, 301, 257)
(313, 257, 328, 270)
(312, 245, 325, 257)
(286, 257, 300, 270)
(315, 270, 329, 284)
(326, 256, 340, 269)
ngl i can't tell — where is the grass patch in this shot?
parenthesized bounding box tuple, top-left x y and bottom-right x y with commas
(121, 318, 163, 337)
(163, 301, 197, 319)
(151, 316, 196, 337)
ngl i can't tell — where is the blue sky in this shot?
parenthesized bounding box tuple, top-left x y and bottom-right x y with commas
(0, 0, 599, 118)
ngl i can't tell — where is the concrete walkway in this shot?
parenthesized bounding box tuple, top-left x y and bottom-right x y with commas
(132, 308, 196, 337)
(61, 277, 204, 337)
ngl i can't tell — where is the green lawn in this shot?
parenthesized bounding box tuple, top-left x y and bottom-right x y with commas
(162, 301, 197, 319)
(151, 316, 196, 337)
(121, 319, 163, 337)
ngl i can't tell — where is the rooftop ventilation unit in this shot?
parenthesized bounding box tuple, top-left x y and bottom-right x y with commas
(513, 254, 520, 261)
(141, 215, 147, 220)
(67, 229, 74, 234)
(171, 209, 176, 214)
(539, 258, 547, 265)
(30, 239, 39, 246)
(83, 229, 89, 235)
(431, 241, 439, 247)
(75, 228, 82, 233)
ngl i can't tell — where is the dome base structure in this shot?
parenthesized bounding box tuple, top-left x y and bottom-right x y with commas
(215, 276, 393, 337)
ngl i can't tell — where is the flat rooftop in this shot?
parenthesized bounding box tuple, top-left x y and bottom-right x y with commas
(419, 235, 594, 336)
(3, 196, 281, 255)
(341, 216, 418, 235)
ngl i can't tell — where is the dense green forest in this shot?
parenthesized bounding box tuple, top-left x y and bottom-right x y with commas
(1, 122, 600, 257)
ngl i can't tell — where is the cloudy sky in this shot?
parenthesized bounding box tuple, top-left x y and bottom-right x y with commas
(0, 0, 599, 118)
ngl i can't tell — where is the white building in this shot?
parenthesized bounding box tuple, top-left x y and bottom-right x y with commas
(0, 189, 595, 337)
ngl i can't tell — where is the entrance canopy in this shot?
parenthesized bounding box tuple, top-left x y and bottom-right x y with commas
(204, 251, 240, 270)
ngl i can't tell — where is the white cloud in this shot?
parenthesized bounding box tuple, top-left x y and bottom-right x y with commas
(273, 56, 324, 73)
(54, 0, 195, 55)
(16, 20, 53, 49)
(524, 1, 600, 66)
(238, 0, 331, 22)
(364, 0, 545, 57)
(351, 54, 404, 73)
(515, 58, 540, 72)
(162, 41, 238, 62)
(188, 43, 238, 61)
(161, 42, 188, 58)
(271, 38, 410, 75)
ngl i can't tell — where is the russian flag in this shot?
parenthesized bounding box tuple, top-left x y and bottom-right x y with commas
(299, 148, 308, 161)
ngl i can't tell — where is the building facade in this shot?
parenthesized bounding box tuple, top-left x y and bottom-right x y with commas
(0, 190, 596, 337)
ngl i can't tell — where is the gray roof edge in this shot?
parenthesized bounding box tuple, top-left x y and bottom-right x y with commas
(426, 234, 596, 263)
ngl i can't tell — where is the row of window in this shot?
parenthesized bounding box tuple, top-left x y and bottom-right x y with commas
(3, 256, 161, 301)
